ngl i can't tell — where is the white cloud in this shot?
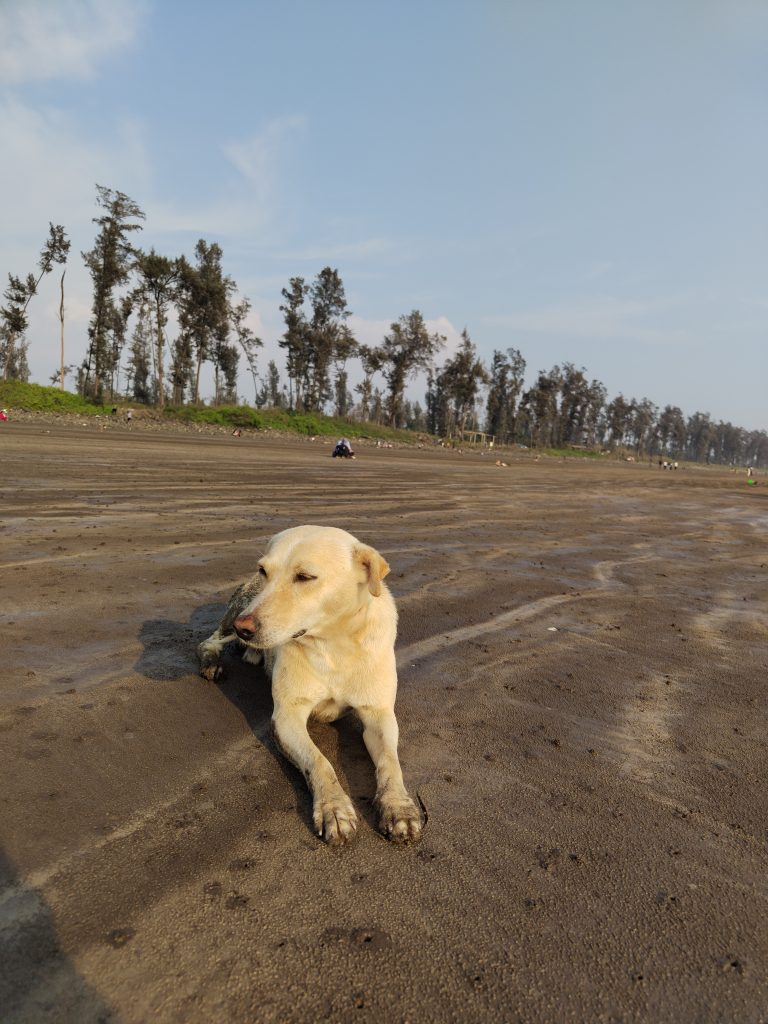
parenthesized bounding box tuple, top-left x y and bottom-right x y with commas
(483, 299, 689, 347)
(144, 198, 264, 238)
(276, 238, 392, 263)
(146, 116, 307, 237)
(428, 316, 464, 357)
(346, 315, 393, 349)
(223, 115, 306, 185)
(0, 0, 144, 84)
(0, 97, 150, 234)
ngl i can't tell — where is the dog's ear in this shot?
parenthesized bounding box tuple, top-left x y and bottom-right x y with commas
(354, 544, 390, 597)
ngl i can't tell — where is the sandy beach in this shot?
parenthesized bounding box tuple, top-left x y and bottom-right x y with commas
(1, 423, 766, 1023)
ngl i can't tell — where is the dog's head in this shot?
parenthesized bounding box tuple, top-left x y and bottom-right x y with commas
(233, 525, 390, 649)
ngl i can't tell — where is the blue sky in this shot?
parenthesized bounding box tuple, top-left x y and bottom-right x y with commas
(1, 0, 766, 428)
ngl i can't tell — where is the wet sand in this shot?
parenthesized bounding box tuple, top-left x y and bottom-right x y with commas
(1, 424, 767, 1023)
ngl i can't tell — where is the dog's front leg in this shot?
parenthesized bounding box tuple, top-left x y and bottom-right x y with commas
(358, 706, 422, 842)
(272, 701, 358, 845)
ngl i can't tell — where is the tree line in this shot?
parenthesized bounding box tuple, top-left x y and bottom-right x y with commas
(2, 184, 766, 467)
(0, 186, 261, 409)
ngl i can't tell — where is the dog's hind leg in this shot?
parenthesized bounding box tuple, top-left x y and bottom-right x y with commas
(197, 578, 261, 681)
(198, 630, 235, 681)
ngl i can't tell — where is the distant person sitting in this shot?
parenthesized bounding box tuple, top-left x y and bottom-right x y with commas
(332, 437, 355, 459)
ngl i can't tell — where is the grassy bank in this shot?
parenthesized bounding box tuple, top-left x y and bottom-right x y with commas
(0, 380, 103, 415)
(538, 446, 606, 460)
(0, 381, 418, 443)
(161, 404, 415, 441)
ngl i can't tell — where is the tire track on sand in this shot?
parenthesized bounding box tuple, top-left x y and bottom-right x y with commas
(396, 593, 572, 667)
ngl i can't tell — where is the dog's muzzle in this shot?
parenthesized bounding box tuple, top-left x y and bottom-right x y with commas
(233, 616, 256, 642)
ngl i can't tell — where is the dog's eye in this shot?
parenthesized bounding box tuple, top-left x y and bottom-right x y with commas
(258, 565, 267, 579)
(294, 572, 317, 583)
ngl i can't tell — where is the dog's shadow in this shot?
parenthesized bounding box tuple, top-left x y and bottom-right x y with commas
(135, 603, 381, 840)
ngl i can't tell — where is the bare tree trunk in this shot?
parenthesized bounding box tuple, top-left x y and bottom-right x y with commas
(3, 334, 14, 380)
(155, 296, 165, 409)
(59, 270, 66, 389)
(194, 348, 203, 404)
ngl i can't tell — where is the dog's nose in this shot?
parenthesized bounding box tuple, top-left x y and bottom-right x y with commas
(234, 616, 256, 642)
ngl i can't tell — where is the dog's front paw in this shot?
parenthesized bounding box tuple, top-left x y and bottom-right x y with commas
(377, 795, 423, 843)
(199, 658, 224, 683)
(313, 790, 358, 846)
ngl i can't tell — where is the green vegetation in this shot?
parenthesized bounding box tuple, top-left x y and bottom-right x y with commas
(537, 446, 605, 460)
(0, 380, 417, 442)
(162, 403, 414, 441)
(0, 379, 101, 415)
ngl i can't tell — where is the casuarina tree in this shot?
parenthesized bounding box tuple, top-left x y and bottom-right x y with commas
(279, 276, 310, 410)
(81, 186, 145, 401)
(436, 328, 488, 436)
(305, 267, 350, 412)
(355, 344, 385, 421)
(484, 347, 526, 444)
(230, 298, 262, 403)
(131, 249, 178, 408)
(1, 223, 70, 380)
(382, 310, 443, 427)
(176, 240, 233, 404)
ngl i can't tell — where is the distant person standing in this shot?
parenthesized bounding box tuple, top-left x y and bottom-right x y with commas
(126, 409, 133, 424)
